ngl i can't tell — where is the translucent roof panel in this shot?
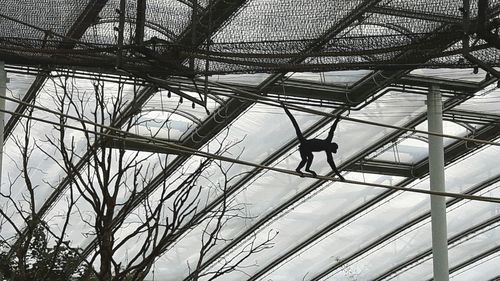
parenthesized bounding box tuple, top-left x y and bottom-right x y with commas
(289, 70, 373, 87)
(208, 73, 272, 86)
(451, 252, 500, 280)
(456, 84, 500, 114)
(371, 120, 470, 164)
(236, 173, 404, 281)
(4, 73, 37, 125)
(138, 89, 223, 141)
(410, 68, 489, 83)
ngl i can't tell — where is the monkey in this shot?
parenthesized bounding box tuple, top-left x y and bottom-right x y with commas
(282, 103, 345, 181)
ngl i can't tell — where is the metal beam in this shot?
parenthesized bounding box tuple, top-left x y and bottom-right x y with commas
(348, 25, 462, 104)
(217, 79, 350, 103)
(344, 159, 414, 178)
(135, 0, 147, 45)
(346, 117, 500, 180)
(413, 123, 500, 175)
(63, 1, 110, 45)
(397, 75, 479, 94)
(444, 109, 500, 125)
(258, 0, 384, 92)
(371, 6, 462, 24)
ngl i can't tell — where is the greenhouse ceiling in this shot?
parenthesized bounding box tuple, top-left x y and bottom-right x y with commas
(1, 0, 500, 280)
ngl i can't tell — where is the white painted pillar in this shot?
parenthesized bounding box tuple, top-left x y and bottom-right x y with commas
(427, 84, 449, 281)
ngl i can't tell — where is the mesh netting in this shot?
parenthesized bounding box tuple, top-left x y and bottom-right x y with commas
(0, 0, 90, 41)
(1, 0, 500, 76)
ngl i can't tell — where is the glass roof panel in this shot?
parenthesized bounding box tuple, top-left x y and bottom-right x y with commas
(4, 73, 37, 125)
(208, 73, 272, 86)
(138, 89, 223, 141)
(243, 173, 404, 281)
(289, 71, 373, 87)
(371, 120, 470, 164)
(456, 84, 500, 114)
(371, 137, 428, 164)
(410, 68, 488, 83)
(450, 252, 500, 281)
(325, 186, 500, 280)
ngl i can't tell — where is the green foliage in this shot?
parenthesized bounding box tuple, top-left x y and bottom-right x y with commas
(0, 225, 90, 281)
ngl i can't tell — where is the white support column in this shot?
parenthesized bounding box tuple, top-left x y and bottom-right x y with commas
(427, 85, 449, 281)
(0, 62, 6, 190)
(0, 62, 5, 186)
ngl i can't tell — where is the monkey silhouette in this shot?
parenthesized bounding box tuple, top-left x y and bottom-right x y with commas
(282, 103, 345, 181)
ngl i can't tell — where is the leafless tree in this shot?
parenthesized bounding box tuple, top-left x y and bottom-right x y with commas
(29, 75, 276, 281)
(0, 101, 88, 281)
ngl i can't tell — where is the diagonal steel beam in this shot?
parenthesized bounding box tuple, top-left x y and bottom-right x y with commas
(398, 75, 480, 94)
(258, 0, 384, 92)
(371, 6, 462, 24)
(345, 159, 414, 177)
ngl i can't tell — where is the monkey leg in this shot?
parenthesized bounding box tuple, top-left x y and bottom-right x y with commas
(304, 155, 317, 177)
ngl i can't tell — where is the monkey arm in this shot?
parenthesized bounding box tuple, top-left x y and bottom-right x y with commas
(326, 152, 345, 181)
(282, 103, 305, 143)
(326, 114, 341, 141)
